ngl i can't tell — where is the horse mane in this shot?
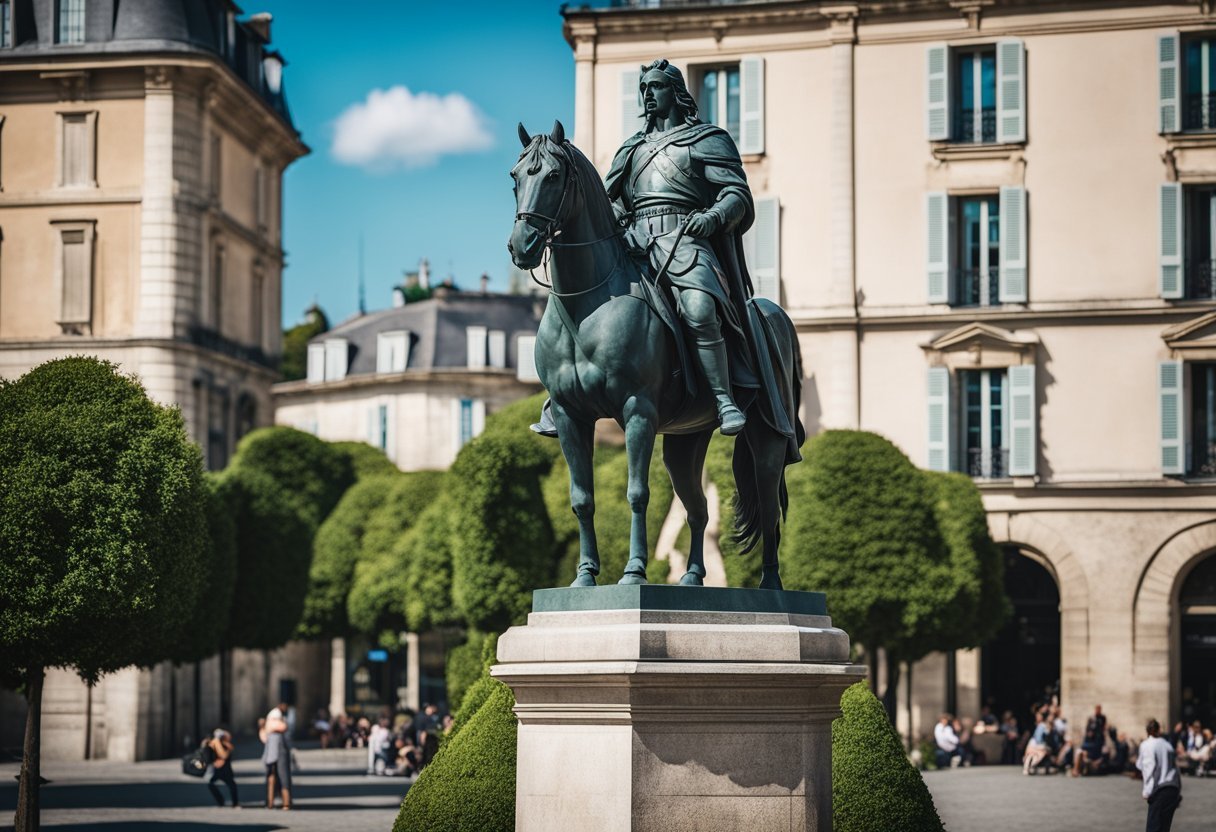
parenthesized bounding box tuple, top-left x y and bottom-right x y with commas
(520, 135, 619, 238)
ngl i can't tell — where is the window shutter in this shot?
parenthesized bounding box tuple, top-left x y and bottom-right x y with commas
(1159, 360, 1185, 475)
(739, 55, 765, 155)
(1160, 182, 1183, 299)
(999, 185, 1028, 302)
(744, 195, 780, 301)
(926, 44, 950, 141)
(622, 68, 639, 141)
(1159, 33, 1181, 134)
(472, 399, 486, 439)
(1008, 364, 1036, 477)
(516, 334, 539, 382)
(466, 326, 487, 369)
(324, 338, 348, 381)
(306, 343, 325, 383)
(927, 191, 950, 303)
(488, 330, 506, 369)
(996, 39, 1026, 143)
(926, 366, 952, 471)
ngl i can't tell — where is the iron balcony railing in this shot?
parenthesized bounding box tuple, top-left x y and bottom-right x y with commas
(954, 267, 1001, 307)
(967, 447, 1010, 480)
(190, 326, 275, 370)
(1183, 93, 1216, 131)
(955, 107, 997, 143)
(1185, 260, 1216, 299)
(1191, 442, 1216, 478)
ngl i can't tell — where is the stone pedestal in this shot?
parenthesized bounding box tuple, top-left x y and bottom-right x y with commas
(492, 585, 866, 832)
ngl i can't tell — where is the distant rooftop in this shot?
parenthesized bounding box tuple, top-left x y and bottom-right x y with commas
(0, 0, 296, 131)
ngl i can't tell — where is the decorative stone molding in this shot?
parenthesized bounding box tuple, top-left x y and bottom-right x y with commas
(921, 321, 1039, 369)
(1162, 310, 1216, 360)
(39, 70, 90, 101)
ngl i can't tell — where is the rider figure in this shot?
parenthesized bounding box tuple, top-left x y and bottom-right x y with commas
(608, 59, 752, 435)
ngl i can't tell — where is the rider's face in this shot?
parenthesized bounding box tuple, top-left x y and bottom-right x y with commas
(641, 72, 675, 120)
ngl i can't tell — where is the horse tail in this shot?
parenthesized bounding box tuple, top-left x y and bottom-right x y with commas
(731, 437, 763, 555)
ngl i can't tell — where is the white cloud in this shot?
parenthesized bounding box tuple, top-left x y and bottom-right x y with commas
(331, 86, 494, 170)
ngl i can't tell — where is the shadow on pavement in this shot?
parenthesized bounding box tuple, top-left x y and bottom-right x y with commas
(0, 779, 408, 811)
(31, 824, 286, 832)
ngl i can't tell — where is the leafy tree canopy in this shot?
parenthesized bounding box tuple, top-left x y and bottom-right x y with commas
(228, 426, 354, 526)
(170, 473, 238, 664)
(332, 440, 399, 480)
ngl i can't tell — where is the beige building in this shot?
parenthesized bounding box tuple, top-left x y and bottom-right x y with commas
(0, 0, 310, 760)
(563, 0, 1216, 741)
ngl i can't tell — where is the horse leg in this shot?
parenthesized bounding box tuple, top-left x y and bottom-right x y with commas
(618, 396, 658, 585)
(663, 430, 714, 586)
(553, 404, 600, 587)
(744, 421, 789, 591)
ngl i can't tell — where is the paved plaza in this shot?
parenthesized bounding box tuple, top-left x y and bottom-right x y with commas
(2, 751, 1214, 831)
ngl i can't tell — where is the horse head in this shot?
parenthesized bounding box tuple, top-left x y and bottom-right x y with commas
(508, 121, 573, 271)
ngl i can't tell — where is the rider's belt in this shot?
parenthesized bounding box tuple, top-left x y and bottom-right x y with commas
(631, 207, 690, 236)
(632, 205, 694, 220)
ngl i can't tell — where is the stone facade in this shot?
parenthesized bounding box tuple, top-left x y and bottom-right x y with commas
(563, 0, 1216, 741)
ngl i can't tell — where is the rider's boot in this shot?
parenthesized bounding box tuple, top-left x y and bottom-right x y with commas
(695, 337, 746, 436)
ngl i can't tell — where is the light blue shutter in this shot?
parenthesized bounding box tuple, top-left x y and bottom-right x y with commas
(622, 68, 639, 141)
(1008, 365, 1036, 476)
(927, 367, 952, 471)
(927, 192, 950, 303)
(1160, 182, 1183, 299)
(745, 195, 780, 301)
(997, 39, 1026, 143)
(739, 56, 765, 155)
(1160, 34, 1181, 134)
(1159, 360, 1185, 475)
(999, 186, 1027, 302)
(926, 44, 950, 141)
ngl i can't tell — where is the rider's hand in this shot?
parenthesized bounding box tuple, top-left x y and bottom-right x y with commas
(684, 211, 718, 239)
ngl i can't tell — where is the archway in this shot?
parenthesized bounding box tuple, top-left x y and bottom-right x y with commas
(981, 546, 1061, 727)
(1180, 553, 1216, 726)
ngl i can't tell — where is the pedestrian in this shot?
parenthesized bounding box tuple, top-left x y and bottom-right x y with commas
(260, 704, 292, 810)
(1137, 718, 1182, 832)
(933, 713, 961, 769)
(205, 728, 239, 808)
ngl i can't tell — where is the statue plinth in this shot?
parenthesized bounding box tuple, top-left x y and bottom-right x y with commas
(492, 586, 866, 832)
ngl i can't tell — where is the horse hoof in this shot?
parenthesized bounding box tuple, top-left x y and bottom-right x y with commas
(570, 572, 597, 588)
(678, 571, 704, 587)
(759, 572, 784, 591)
(618, 572, 648, 586)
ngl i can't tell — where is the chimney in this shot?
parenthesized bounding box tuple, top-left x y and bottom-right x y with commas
(418, 258, 431, 290)
(392, 287, 406, 308)
(480, 273, 490, 294)
(247, 12, 272, 42)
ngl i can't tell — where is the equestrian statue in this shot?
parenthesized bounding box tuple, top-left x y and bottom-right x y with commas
(507, 59, 805, 590)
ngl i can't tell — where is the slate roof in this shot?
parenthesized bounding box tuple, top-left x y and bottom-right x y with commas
(313, 292, 543, 377)
(0, 0, 296, 130)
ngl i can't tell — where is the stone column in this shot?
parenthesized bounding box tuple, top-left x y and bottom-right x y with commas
(568, 21, 598, 161)
(404, 632, 421, 713)
(329, 637, 346, 717)
(494, 585, 865, 832)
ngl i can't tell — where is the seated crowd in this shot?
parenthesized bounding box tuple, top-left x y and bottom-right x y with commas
(311, 703, 453, 778)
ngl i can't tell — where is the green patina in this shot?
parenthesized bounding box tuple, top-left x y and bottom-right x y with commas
(532, 584, 826, 616)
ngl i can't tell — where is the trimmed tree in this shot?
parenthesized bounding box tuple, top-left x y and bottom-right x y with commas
(332, 440, 399, 480)
(170, 473, 239, 664)
(227, 426, 354, 526)
(0, 357, 209, 832)
(833, 681, 944, 832)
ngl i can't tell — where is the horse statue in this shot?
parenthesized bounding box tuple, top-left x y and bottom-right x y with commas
(507, 121, 805, 590)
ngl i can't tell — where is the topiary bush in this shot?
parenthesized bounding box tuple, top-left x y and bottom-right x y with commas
(393, 677, 517, 832)
(361, 470, 446, 564)
(833, 681, 944, 832)
(171, 473, 238, 663)
(228, 426, 353, 525)
(332, 440, 399, 480)
(445, 630, 490, 710)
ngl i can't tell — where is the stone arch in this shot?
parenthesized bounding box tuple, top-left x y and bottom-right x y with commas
(1131, 519, 1216, 723)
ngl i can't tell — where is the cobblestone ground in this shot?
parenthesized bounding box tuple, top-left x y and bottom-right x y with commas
(924, 766, 1216, 832)
(0, 746, 407, 832)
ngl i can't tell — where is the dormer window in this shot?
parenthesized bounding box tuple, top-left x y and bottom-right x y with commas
(2, 0, 13, 48)
(376, 331, 410, 374)
(56, 0, 85, 45)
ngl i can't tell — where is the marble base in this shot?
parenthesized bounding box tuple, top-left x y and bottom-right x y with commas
(492, 588, 866, 832)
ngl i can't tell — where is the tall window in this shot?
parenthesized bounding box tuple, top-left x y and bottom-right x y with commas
(954, 48, 997, 143)
(956, 195, 1000, 306)
(1184, 185, 1216, 299)
(250, 270, 263, 348)
(59, 112, 95, 187)
(1183, 36, 1216, 131)
(697, 65, 741, 144)
(56, 0, 85, 45)
(207, 389, 229, 471)
(210, 243, 224, 332)
(459, 398, 475, 447)
(1191, 363, 1216, 477)
(52, 220, 94, 334)
(961, 368, 1009, 479)
(377, 404, 388, 453)
(2, 0, 13, 48)
(209, 133, 222, 200)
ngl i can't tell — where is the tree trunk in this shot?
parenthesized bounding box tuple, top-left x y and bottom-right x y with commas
(192, 661, 202, 746)
(905, 661, 914, 752)
(15, 664, 43, 832)
(882, 651, 901, 722)
(863, 645, 878, 695)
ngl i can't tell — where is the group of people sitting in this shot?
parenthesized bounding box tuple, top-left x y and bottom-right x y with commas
(1170, 719, 1213, 777)
(312, 703, 452, 778)
(1021, 703, 1134, 777)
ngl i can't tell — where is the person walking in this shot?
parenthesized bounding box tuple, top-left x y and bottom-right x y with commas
(1137, 718, 1182, 832)
(205, 728, 239, 808)
(260, 705, 292, 810)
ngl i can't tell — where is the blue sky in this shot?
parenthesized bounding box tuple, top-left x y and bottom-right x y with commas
(254, 0, 575, 327)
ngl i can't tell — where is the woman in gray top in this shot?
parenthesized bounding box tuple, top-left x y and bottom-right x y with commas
(259, 704, 292, 810)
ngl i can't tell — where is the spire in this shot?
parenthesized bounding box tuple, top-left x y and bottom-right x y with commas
(358, 234, 366, 315)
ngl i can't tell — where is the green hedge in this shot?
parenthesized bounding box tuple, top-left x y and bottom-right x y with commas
(228, 426, 353, 526)
(833, 681, 944, 832)
(332, 440, 399, 480)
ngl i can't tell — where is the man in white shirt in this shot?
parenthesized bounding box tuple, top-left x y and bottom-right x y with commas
(934, 713, 960, 768)
(1137, 719, 1182, 832)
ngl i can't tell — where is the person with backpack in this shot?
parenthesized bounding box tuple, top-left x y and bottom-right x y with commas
(205, 728, 239, 808)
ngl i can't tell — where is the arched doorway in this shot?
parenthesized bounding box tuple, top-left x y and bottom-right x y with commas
(1179, 553, 1216, 726)
(981, 546, 1061, 726)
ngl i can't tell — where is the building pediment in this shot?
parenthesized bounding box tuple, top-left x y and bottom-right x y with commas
(922, 322, 1038, 369)
(1163, 310, 1216, 358)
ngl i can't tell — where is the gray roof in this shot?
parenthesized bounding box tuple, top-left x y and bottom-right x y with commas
(0, 0, 296, 131)
(314, 292, 543, 377)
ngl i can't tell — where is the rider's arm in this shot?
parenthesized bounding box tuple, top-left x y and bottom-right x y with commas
(693, 131, 754, 234)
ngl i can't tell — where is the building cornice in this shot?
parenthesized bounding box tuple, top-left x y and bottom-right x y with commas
(791, 299, 1216, 331)
(0, 187, 142, 208)
(0, 336, 279, 379)
(272, 369, 542, 399)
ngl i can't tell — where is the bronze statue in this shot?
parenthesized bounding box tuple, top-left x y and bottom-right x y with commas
(508, 59, 804, 590)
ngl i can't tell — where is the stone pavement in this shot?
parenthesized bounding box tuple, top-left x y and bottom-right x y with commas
(0, 746, 407, 831)
(924, 766, 1216, 831)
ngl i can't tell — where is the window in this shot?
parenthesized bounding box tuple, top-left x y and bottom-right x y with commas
(516, 335, 540, 382)
(51, 220, 94, 333)
(207, 387, 229, 471)
(1183, 36, 1216, 131)
(251, 270, 264, 348)
(209, 133, 221, 200)
(377, 404, 388, 452)
(927, 364, 1035, 478)
(697, 65, 741, 144)
(254, 164, 266, 230)
(488, 330, 506, 369)
(466, 325, 487, 369)
(235, 394, 257, 443)
(2, 0, 13, 48)
(1191, 363, 1216, 476)
(455, 398, 485, 452)
(927, 188, 1026, 305)
(210, 242, 224, 331)
(376, 330, 410, 373)
(324, 338, 349, 381)
(926, 41, 1024, 144)
(1162, 360, 1216, 477)
(1161, 183, 1216, 300)
(56, 0, 84, 45)
(306, 343, 325, 383)
(59, 112, 96, 187)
